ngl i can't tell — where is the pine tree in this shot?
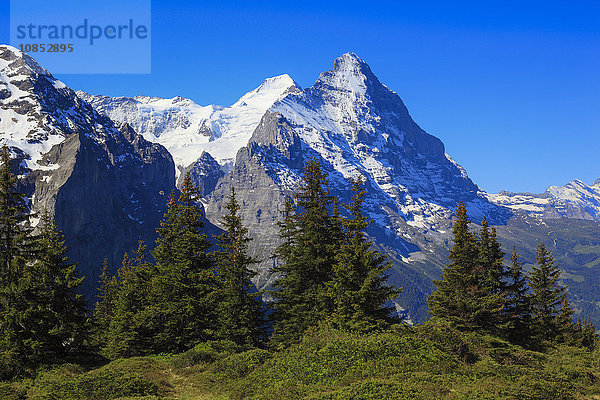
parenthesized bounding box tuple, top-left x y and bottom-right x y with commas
(579, 319, 598, 350)
(0, 145, 39, 376)
(479, 219, 506, 294)
(31, 211, 88, 359)
(93, 259, 118, 347)
(477, 219, 507, 329)
(214, 187, 266, 347)
(428, 204, 502, 330)
(271, 157, 343, 347)
(0, 145, 32, 283)
(147, 174, 219, 353)
(555, 296, 577, 345)
(529, 243, 568, 341)
(326, 177, 401, 332)
(502, 248, 532, 344)
(105, 243, 154, 358)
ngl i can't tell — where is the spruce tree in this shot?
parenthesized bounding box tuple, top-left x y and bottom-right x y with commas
(93, 259, 118, 347)
(0, 145, 38, 376)
(147, 174, 219, 352)
(555, 296, 577, 345)
(326, 177, 401, 332)
(0, 145, 32, 282)
(477, 219, 507, 329)
(428, 204, 502, 330)
(31, 211, 88, 359)
(503, 248, 532, 344)
(479, 219, 506, 295)
(104, 243, 155, 358)
(214, 187, 266, 347)
(579, 319, 598, 350)
(271, 157, 343, 346)
(529, 243, 568, 341)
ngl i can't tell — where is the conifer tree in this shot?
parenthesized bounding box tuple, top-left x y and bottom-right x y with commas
(479, 219, 506, 294)
(503, 248, 532, 343)
(104, 243, 155, 358)
(147, 174, 219, 352)
(326, 177, 401, 332)
(93, 259, 118, 347)
(0, 145, 34, 288)
(428, 203, 502, 330)
(529, 243, 568, 341)
(477, 219, 507, 329)
(214, 187, 266, 347)
(31, 211, 88, 358)
(271, 157, 343, 346)
(578, 319, 598, 350)
(0, 145, 38, 376)
(555, 296, 577, 345)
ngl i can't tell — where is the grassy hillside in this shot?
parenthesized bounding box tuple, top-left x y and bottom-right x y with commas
(3, 321, 600, 400)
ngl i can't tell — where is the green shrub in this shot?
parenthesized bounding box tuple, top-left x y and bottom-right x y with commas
(0, 382, 27, 400)
(209, 348, 272, 378)
(171, 340, 240, 369)
(27, 361, 159, 400)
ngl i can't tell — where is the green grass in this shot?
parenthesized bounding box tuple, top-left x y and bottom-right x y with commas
(4, 321, 600, 399)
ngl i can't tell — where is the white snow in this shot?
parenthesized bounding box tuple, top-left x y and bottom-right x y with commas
(0, 46, 68, 170)
(80, 74, 299, 175)
(486, 179, 600, 221)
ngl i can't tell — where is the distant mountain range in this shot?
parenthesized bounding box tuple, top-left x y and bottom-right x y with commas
(1, 44, 599, 324)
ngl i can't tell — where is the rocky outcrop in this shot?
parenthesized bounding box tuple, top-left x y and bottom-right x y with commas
(177, 151, 225, 195)
(78, 74, 301, 173)
(0, 45, 175, 295)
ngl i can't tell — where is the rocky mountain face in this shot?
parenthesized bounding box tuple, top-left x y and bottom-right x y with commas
(0, 45, 175, 294)
(177, 151, 224, 196)
(205, 53, 512, 319)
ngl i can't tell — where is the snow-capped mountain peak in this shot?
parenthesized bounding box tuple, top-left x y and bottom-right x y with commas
(313, 52, 379, 97)
(247, 53, 504, 233)
(81, 74, 299, 173)
(487, 178, 600, 221)
(236, 74, 299, 103)
(0, 45, 51, 81)
(0, 45, 119, 170)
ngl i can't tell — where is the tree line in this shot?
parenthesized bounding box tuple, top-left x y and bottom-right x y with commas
(0, 147, 595, 378)
(429, 203, 597, 348)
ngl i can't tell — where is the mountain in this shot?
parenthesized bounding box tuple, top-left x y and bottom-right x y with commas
(204, 53, 512, 319)
(0, 44, 175, 293)
(5, 45, 599, 325)
(78, 74, 300, 175)
(80, 52, 600, 324)
(487, 179, 600, 221)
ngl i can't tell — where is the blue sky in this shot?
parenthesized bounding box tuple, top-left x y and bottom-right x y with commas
(1, 1, 598, 193)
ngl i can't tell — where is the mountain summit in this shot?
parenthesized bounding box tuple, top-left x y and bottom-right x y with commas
(80, 74, 299, 172)
(204, 53, 511, 314)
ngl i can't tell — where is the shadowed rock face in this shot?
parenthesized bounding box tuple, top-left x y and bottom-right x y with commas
(0, 45, 175, 295)
(42, 125, 174, 295)
(177, 151, 225, 196)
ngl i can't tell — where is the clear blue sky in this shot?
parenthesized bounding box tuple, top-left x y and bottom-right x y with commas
(1, 1, 598, 194)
